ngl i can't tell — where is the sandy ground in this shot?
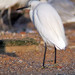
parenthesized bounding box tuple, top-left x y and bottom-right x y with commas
(0, 23, 75, 75)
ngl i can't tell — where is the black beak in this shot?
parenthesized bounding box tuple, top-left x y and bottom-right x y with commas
(16, 6, 28, 11)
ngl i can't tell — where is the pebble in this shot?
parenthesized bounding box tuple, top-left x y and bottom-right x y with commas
(18, 60, 23, 63)
(30, 66, 32, 68)
(58, 68, 62, 71)
(12, 51, 16, 53)
(56, 73, 66, 75)
(30, 74, 33, 75)
(13, 33, 16, 36)
(40, 41, 44, 45)
(1, 31, 5, 35)
(0, 65, 2, 68)
(21, 34, 25, 37)
(69, 46, 75, 49)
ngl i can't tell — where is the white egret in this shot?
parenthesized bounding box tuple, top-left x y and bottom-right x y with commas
(17, 0, 67, 68)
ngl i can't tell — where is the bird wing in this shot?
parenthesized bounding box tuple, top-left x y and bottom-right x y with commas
(33, 3, 67, 49)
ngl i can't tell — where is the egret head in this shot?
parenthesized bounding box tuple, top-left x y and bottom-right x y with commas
(27, 0, 41, 10)
(17, 0, 42, 10)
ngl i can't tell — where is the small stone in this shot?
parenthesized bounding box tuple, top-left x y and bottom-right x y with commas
(13, 33, 16, 36)
(69, 46, 75, 49)
(36, 46, 39, 51)
(1, 31, 5, 35)
(21, 34, 25, 37)
(18, 60, 23, 63)
(25, 65, 28, 69)
(58, 68, 62, 71)
(30, 66, 32, 68)
(56, 73, 66, 75)
(0, 65, 2, 68)
(30, 73, 33, 75)
(12, 51, 16, 53)
(40, 41, 44, 45)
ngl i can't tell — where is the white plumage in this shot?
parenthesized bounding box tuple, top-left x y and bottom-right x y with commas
(29, 1, 67, 50)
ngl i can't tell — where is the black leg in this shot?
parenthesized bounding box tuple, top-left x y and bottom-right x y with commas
(43, 43, 47, 68)
(54, 46, 56, 64)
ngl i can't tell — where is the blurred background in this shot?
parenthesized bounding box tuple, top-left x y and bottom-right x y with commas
(0, 0, 75, 32)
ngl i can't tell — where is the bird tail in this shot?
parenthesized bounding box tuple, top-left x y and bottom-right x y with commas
(55, 37, 68, 50)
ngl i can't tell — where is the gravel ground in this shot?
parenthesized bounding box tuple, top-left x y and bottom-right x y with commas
(0, 23, 75, 75)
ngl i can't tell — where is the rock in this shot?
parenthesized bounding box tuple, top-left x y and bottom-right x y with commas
(18, 60, 23, 63)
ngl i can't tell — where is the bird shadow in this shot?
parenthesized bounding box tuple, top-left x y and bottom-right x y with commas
(0, 40, 18, 57)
